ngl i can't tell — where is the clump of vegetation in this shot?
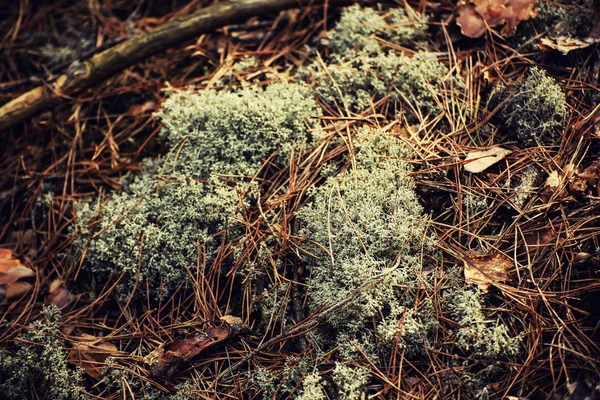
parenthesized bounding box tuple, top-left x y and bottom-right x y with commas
(155, 83, 321, 179)
(448, 288, 520, 359)
(291, 127, 520, 396)
(491, 67, 567, 146)
(297, 372, 326, 400)
(326, 4, 428, 54)
(102, 365, 197, 399)
(73, 83, 320, 301)
(527, 0, 593, 38)
(305, 5, 460, 120)
(0, 306, 86, 400)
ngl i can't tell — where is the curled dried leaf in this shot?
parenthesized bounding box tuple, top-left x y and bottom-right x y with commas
(463, 252, 512, 292)
(147, 326, 231, 381)
(456, 0, 536, 38)
(0, 248, 34, 285)
(70, 334, 118, 380)
(464, 147, 511, 173)
(47, 279, 74, 309)
(5, 281, 33, 299)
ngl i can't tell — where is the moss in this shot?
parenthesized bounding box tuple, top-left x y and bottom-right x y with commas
(249, 356, 317, 398)
(0, 306, 86, 400)
(491, 67, 567, 147)
(326, 4, 428, 55)
(512, 166, 540, 209)
(155, 83, 321, 179)
(102, 366, 198, 399)
(448, 288, 520, 359)
(74, 175, 240, 302)
(309, 50, 459, 119)
(73, 82, 320, 302)
(331, 363, 370, 400)
(297, 372, 326, 400)
(305, 5, 455, 120)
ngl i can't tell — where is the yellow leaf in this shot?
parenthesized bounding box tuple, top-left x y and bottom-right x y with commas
(463, 253, 512, 292)
(464, 147, 511, 173)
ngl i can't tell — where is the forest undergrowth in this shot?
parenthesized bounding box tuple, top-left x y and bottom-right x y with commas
(0, 0, 599, 399)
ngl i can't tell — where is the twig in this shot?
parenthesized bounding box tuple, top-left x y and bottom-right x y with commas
(0, 0, 357, 132)
(218, 265, 398, 378)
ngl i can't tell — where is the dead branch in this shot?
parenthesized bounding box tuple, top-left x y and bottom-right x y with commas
(0, 0, 355, 132)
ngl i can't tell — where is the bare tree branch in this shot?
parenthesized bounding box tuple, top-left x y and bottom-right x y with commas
(0, 0, 356, 132)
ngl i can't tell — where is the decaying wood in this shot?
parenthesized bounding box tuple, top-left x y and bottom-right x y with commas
(0, 0, 355, 132)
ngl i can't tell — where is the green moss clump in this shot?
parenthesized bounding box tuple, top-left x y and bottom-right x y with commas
(75, 175, 239, 301)
(311, 51, 454, 119)
(491, 67, 567, 147)
(297, 372, 326, 400)
(0, 306, 86, 400)
(102, 366, 197, 399)
(326, 4, 428, 54)
(332, 363, 370, 400)
(297, 128, 429, 392)
(74, 83, 320, 301)
(303, 5, 457, 120)
(155, 83, 321, 179)
(448, 289, 520, 359)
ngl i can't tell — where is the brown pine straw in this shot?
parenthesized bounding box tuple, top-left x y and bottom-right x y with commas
(1, 1, 600, 399)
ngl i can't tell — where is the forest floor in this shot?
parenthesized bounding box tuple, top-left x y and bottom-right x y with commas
(1, 1, 600, 399)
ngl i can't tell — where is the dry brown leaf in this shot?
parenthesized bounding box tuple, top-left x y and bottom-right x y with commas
(539, 36, 600, 55)
(146, 326, 231, 380)
(5, 281, 33, 299)
(0, 248, 34, 285)
(70, 334, 118, 380)
(464, 147, 511, 173)
(463, 253, 512, 292)
(128, 100, 156, 116)
(47, 279, 74, 309)
(523, 228, 555, 248)
(456, 0, 537, 38)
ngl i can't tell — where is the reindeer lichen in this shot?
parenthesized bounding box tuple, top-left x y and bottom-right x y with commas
(73, 82, 320, 301)
(0, 306, 86, 400)
(491, 67, 567, 147)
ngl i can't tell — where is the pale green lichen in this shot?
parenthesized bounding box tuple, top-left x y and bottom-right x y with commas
(297, 372, 326, 400)
(73, 83, 320, 301)
(74, 175, 239, 301)
(249, 356, 317, 398)
(448, 288, 520, 359)
(102, 365, 198, 399)
(310, 50, 459, 119)
(306, 5, 455, 120)
(491, 67, 567, 147)
(326, 5, 428, 55)
(332, 363, 370, 400)
(155, 83, 321, 179)
(0, 306, 86, 400)
(512, 166, 540, 209)
(297, 128, 428, 393)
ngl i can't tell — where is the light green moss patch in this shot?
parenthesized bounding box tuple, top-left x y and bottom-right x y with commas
(491, 67, 567, 147)
(73, 82, 320, 301)
(0, 306, 86, 400)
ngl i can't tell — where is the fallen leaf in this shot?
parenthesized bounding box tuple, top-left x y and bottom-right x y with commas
(463, 252, 512, 292)
(456, 0, 537, 38)
(0, 248, 34, 285)
(146, 325, 231, 380)
(464, 147, 511, 173)
(128, 100, 156, 116)
(70, 334, 118, 380)
(523, 228, 555, 248)
(220, 315, 243, 325)
(5, 281, 33, 299)
(539, 36, 600, 55)
(47, 279, 74, 309)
